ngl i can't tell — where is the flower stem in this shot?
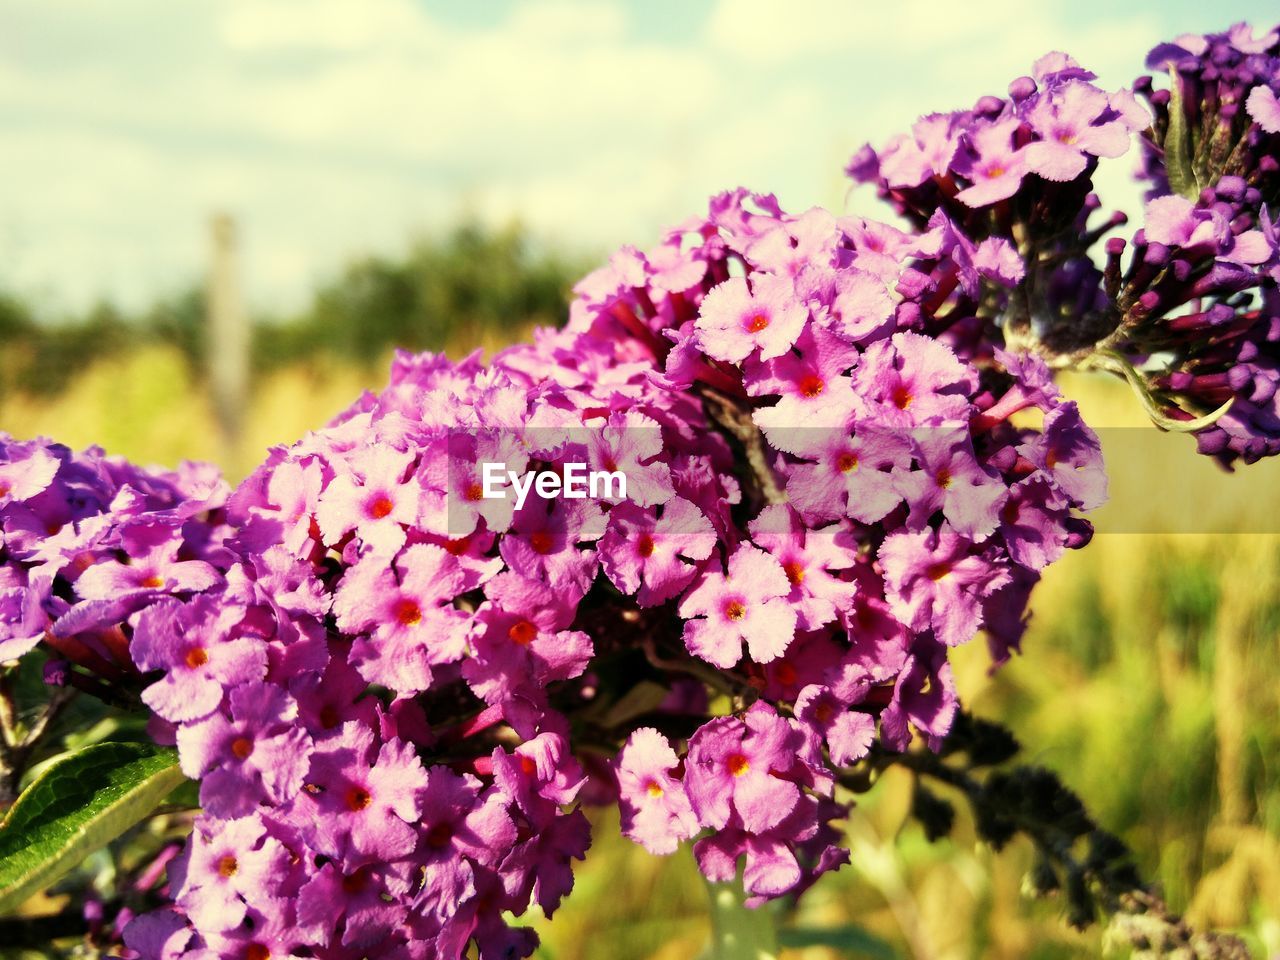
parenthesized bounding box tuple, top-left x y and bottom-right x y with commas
(703, 877, 780, 960)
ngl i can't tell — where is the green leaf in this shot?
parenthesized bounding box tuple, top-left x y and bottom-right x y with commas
(1164, 68, 1198, 199)
(0, 742, 186, 914)
(778, 924, 897, 958)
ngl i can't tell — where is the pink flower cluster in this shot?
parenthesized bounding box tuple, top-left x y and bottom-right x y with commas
(45, 185, 1101, 958)
(0, 435, 228, 691)
(848, 53, 1146, 222)
(851, 28, 1280, 467)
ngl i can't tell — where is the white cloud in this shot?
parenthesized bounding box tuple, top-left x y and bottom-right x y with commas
(0, 0, 1271, 312)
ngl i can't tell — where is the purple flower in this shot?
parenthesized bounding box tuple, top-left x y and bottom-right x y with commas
(175, 814, 286, 933)
(581, 411, 675, 507)
(314, 444, 419, 556)
(684, 704, 802, 834)
(879, 525, 1011, 647)
(999, 477, 1072, 570)
(852, 332, 977, 428)
(175, 681, 312, 819)
(955, 118, 1030, 206)
(500, 495, 603, 592)
(748, 323, 860, 437)
(332, 544, 470, 695)
(1247, 84, 1280, 133)
(880, 647, 958, 751)
(694, 827, 801, 899)
(794, 684, 876, 766)
(616, 728, 698, 855)
(784, 424, 912, 525)
(877, 113, 963, 188)
(695, 273, 807, 363)
(679, 543, 797, 668)
(0, 444, 59, 505)
(1143, 195, 1271, 265)
(599, 498, 716, 606)
(132, 596, 267, 723)
(462, 572, 593, 706)
(1017, 402, 1107, 510)
(747, 504, 857, 630)
(893, 430, 1009, 540)
(298, 723, 428, 862)
(1023, 80, 1136, 182)
(75, 530, 219, 601)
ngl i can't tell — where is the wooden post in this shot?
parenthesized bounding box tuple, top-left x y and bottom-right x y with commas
(207, 213, 248, 460)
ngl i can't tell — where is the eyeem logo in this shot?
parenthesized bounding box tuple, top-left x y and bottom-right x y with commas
(481, 462, 627, 509)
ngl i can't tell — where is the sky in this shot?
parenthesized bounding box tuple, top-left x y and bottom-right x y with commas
(3, 0, 1278, 315)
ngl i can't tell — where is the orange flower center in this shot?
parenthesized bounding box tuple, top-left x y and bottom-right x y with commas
(464, 482, 484, 503)
(345, 786, 372, 811)
(637, 534, 656, 558)
(891, 385, 913, 410)
(394, 599, 422, 626)
(926, 562, 953, 582)
(217, 855, 238, 878)
(368, 495, 394, 519)
(724, 600, 746, 621)
(798, 374, 826, 398)
(783, 560, 805, 587)
(727, 754, 750, 777)
(529, 530, 553, 554)
(244, 945, 270, 960)
(935, 468, 952, 490)
(836, 452, 859, 473)
(185, 647, 209, 669)
(141, 575, 165, 589)
(230, 737, 253, 760)
(508, 620, 537, 645)
(646, 780, 664, 798)
(744, 312, 770, 333)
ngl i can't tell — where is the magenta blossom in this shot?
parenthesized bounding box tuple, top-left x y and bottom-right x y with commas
(616, 728, 699, 855)
(679, 543, 797, 668)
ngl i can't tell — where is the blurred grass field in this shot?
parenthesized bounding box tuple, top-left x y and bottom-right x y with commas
(2, 348, 1277, 959)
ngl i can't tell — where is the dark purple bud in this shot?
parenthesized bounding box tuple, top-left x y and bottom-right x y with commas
(973, 95, 1005, 117)
(1206, 303, 1236, 326)
(1195, 427, 1230, 456)
(1216, 175, 1247, 201)
(1064, 518, 1094, 551)
(1008, 76, 1037, 101)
